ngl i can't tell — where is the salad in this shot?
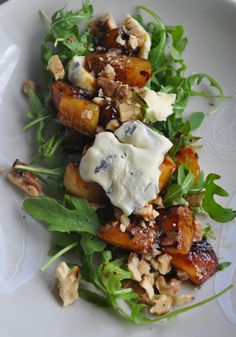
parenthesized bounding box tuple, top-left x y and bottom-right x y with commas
(7, 0, 235, 324)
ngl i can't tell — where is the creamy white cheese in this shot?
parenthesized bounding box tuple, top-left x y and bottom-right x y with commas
(80, 121, 172, 215)
(139, 88, 176, 122)
(68, 55, 95, 93)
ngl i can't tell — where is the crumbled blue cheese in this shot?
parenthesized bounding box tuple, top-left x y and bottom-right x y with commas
(80, 121, 172, 215)
(68, 56, 96, 93)
(139, 88, 176, 122)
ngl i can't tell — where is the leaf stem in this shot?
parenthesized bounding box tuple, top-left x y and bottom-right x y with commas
(14, 165, 64, 177)
(40, 242, 77, 272)
(22, 114, 51, 131)
(39, 9, 52, 25)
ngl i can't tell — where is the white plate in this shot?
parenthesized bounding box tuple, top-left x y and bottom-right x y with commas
(0, 0, 236, 336)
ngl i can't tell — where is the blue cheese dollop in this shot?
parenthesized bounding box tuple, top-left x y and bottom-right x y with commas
(80, 121, 172, 215)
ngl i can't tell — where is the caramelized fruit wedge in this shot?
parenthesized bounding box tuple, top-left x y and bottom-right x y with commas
(85, 52, 152, 88)
(176, 147, 200, 184)
(57, 95, 100, 137)
(158, 156, 176, 191)
(52, 81, 91, 108)
(64, 163, 106, 203)
(98, 218, 158, 253)
(156, 206, 194, 255)
(170, 240, 218, 285)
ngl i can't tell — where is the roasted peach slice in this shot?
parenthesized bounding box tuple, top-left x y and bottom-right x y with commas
(64, 163, 106, 204)
(170, 240, 218, 285)
(98, 218, 158, 253)
(156, 206, 194, 255)
(85, 53, 152, 88)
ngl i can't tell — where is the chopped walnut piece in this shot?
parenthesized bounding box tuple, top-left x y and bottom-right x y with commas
(128, 253, 142, 282)
(134, 204, 159, 221)
(46, 55, 65, 80)
(193, 218, 203, 241)
(55, 262, 80, 307)
(138, 259, 151, 276)
(119, 214, 130, 232)
(155, 275, 181, 297)
(172, 294, 195, 306)
(152, 196, 164, 208)
(8, 160, 42, 197)
(140, 275, 155, 300)
(150, 294, 172, 315)
(23, 80, 37, 94)
(157, 254, 172, 275)
(99, 64, 116, 80)
(176, 269, 189, 281)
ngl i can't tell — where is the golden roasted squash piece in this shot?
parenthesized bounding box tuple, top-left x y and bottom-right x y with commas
(176, 147, 200, 184)
(156, 206, 194, 255)
(85, 52, 152, 88)
(64, 163, 106, 203)
(57, 95, 100, 137)
(158, 156, 176, 191)
(98, 218, 158, 253)
(52, 81, 91, 109)
(171, 240, 218, 285)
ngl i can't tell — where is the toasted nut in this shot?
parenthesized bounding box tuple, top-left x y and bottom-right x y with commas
(172, 294, 195, 306)
(155, 275, 181, 297)
(134, 204, 158, 221)
(128, 253, 142, 281)
(157, 254, 172, 275)
(23, 80, 37, 94)
(140, 275, 155, 300)
(99, 64, 116, 80)
(8, 160, 42, 197)
(55, 262, 80, 307)
(47, 55, 65, 80)
(150, 294, 172, 315)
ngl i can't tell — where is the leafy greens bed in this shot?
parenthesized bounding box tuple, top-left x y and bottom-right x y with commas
(13, 0, 234, 324)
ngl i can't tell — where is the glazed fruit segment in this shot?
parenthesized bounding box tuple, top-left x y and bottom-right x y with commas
(156, 206, 194, 255)
(98, 218, 158, 253)
(170, 240, 219, 285)
(57, 95, 100, 137)
(85, 53, 152, 87)
(63, 163, 106, 203)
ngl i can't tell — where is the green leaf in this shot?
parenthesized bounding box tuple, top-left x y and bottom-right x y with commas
(203, 224, 216, 240)
(217, 261, 231, 271)
(188, 112, 205, 130)
(202, 174, 236, 222)
(23, 196, 100, 235)
(163, 166, 195, 205)
(80, 233, 107, 255)
(79, 289, 111, 307)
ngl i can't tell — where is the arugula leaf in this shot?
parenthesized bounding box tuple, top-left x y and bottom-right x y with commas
(23, 195, 100, 235)
(79, 289, 111, 307)
(188, 112, 205, 130)
(217, 261, 231, 271)
(80, 233, 107, 255)
(203, 224, 216, 240)
(40, 0, 94, 74)
(163, 166, 195, 205)
(202, 174, 236, 222)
